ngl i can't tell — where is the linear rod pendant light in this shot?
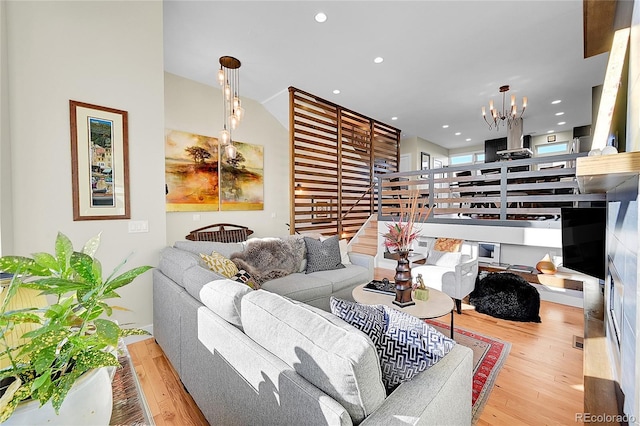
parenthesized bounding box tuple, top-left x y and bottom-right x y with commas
(218, 56, 243, 159)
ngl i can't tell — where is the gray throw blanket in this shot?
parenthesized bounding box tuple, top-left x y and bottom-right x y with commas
(230, 236, 305, 287)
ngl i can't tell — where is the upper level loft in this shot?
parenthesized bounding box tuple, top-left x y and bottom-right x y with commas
(378, 152, 605, 229)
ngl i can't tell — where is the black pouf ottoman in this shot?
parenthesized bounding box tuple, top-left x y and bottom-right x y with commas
(469, 272, 541, 322)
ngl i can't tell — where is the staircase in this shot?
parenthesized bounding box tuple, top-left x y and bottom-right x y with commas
(349, 216, 379, 257)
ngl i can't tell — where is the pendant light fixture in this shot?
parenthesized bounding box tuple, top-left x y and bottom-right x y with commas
(481, 85, 527, 131)
(217, 56, 244, 159)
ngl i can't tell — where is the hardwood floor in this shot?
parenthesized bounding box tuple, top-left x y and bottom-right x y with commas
(129, 272, 584, 425)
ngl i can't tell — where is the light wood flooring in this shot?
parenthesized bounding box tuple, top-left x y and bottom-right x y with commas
(129, 269, 584, 425)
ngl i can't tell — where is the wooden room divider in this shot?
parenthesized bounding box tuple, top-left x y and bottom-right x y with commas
(289, 87, 401, 238)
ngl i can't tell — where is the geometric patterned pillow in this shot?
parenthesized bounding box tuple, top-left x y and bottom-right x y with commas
(232, 269, 259, 290)
(377, 306, 456, 393)
(303, 236, 345, 274)
(329, 297, 385, 346)
(200, 251, 239, 278)
(433, 238, 464, 252)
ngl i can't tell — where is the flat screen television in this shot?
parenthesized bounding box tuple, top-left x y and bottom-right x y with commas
(561, 207, 606, 280)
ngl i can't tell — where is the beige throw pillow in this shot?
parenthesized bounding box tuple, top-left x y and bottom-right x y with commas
(200, 251, 239, 278)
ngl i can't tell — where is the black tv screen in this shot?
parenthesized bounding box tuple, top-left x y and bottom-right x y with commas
(561, 207, 606, 280)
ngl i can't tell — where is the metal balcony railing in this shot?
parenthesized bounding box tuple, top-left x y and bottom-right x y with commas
(376, 153, 605, 227)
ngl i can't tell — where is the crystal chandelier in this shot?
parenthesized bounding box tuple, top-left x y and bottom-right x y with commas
(217, 56, 244, 159)
(481, 85, 527, 131)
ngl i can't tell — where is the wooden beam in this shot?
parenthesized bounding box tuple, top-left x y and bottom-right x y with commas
(583, 0, 617, 58)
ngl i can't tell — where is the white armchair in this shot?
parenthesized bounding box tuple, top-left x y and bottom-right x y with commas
(411, 239, 479, 314)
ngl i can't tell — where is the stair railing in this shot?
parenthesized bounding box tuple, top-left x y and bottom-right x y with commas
(338, 181, 377, 239)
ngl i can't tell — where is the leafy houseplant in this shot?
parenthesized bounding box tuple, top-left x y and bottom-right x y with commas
(0, 232, 152, 422)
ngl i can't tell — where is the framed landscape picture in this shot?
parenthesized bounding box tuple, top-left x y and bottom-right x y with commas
(70, 100, 130, 220)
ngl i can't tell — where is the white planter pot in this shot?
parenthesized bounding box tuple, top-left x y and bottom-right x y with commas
(4, 367, 113, 426)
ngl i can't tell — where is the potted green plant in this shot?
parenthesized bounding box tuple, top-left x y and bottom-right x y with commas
(0, 232, 152, 424)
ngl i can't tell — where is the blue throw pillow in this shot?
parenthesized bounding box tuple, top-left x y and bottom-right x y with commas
(330, 298, 456, 393)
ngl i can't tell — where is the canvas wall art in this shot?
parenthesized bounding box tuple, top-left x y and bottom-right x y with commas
(220, 141, 264, 211)
(165, 129, 219, 211)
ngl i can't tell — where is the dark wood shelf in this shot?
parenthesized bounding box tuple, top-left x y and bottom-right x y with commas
(479, 263, 583, 291)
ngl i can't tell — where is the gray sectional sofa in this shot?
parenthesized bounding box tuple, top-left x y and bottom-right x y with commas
(153, 238, 473, 425)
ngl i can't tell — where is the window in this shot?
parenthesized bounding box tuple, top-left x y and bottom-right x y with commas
(536, 141, 568, 156)
(450, 152, 484, 165)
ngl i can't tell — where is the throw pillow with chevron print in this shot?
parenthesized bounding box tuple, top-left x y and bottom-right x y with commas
(378, 307, 456, 393)
(330, 297, 385, 346)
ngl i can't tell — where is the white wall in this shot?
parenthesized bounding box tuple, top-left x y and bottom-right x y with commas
(400, 136, 449, 170)
(164, 73, 290, 244)
(0, 1, 13, 255)
(5, 1, 166, 328)
(630, 1, 640, 153)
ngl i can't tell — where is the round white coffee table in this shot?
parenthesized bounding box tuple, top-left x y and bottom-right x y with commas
(352, 283, 455, 338)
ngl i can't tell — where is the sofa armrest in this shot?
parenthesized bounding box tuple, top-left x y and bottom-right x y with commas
(360, 344, 473, 425)
(455, 258, 478, 277)
(348, 252, 374, 271)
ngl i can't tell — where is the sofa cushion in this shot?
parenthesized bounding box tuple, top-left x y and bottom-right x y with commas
(426, 249, 462, 267)
(175, 240, 245, 258)
(200, 251, 239, 278)
(309, 264, 371, 293)
(260, 272, 332, 302)
(241, 290, 386, 423)
(433, 238, 464, 252)
(183, 264, 228, 302)
(199, 279, 253, 329)
(158, 247, 203, 288)
(304, 236, 345, 274)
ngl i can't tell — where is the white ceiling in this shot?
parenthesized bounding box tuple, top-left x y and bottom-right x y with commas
(163, 0, 609, 151)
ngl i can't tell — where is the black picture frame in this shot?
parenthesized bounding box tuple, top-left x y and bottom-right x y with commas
(420, 152, 430, 178)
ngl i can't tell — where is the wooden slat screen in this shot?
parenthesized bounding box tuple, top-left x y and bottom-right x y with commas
(289, 87, 400, 237)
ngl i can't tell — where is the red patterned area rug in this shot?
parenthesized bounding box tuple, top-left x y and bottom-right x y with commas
(426, 319, 511, 424)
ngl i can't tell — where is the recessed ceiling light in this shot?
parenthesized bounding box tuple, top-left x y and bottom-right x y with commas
(557, 121, 566, 125)
(547, 130, 555, 134)
(391, 116, 398, 121)
(314, 12, 327, 23)
(332, 89, 340, 94)
(455, 132, 461, 136)
(374, 57, 384, 64)
(551, 100, 562, 105)
(442, 125, 449, 129)
(466, 138, 471, 142)
(555, 112, 565, 116)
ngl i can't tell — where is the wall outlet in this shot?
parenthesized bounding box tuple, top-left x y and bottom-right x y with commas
(193, 214, 200, 221)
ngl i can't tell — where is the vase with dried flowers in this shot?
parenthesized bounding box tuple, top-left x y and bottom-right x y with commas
(381, 191, 432, 307)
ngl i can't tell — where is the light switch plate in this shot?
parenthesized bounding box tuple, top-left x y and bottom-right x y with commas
(128, 220, 149, 233)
